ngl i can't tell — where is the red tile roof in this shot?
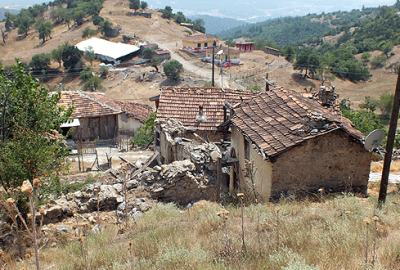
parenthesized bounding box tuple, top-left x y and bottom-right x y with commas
(182, 35, 220, 43)
(231, 87, 365, 158)
(58, 91, 152, 122)
(156, 87, 258, 131)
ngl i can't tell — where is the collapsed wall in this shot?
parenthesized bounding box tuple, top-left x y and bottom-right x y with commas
(147, 119, 222, 204)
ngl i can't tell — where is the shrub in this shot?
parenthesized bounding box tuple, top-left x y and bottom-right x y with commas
(163, 59, 184, 81)
(92, 15, 104, 26)
(83, 76, 103, 91)
(82, 26, 97, 38)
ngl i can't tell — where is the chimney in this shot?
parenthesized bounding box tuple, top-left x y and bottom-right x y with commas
(199, 104, 203, 116)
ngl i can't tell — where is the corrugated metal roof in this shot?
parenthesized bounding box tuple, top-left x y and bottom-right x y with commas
(76, 38, 140, 61)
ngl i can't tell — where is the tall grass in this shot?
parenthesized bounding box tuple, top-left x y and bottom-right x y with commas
(9, 193, 400, 270)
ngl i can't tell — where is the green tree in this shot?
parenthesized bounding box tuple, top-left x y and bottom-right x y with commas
(0, 60, 73, 191)
(29, 53, 51, 73)
(84, 46, 96, 65)
(5, 17, 12, 31)
(163, 59, 184, 81)
(73, 8, 86, 26)
(130, 111, 156, 146)
(340, 99, 384, 135)
(35, 19, 53, 43)
(61, 44, 83, 71)
(100, 19, 113, 36)
(283, 46, 296, 62)
(83, 76, 103, 91)
(193, 18, 205, 33)
(162, 6, 173, 19)
(79, 65, 94, 81)
(51, 47, 63, 68)
(379, 40, 394, 57)
(129, 0, 141, 11)
(92, 15, 104, 26)
(143, 48, 153, 59)
(294, 47, 320, 78)
(151, 57, 161, 72)
(82, 26, 97, 38)
(370, 54, 387, 68)
(361, 52, 371, 67)
(17, 10, 34, 36)
(174, 12, 186, 24)
(140, 1, 148, 9)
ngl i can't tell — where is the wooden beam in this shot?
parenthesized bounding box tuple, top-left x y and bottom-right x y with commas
(378, 64, 400, 206)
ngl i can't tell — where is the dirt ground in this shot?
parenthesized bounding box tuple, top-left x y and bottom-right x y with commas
(1, 0, 399, 109)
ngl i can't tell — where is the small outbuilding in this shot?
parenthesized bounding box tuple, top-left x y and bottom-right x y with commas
(229, 87, 371, 201)
(58, 91, 153, 140)
(205, 46, 241, 65)
(236, 42, 254, 52)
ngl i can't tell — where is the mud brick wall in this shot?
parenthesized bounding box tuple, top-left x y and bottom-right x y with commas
(270, 130, 371, 199)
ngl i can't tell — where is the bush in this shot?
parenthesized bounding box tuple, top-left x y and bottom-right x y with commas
(61, 44, 83, 72)
(29, 53, 51, 72)
(370, 54, 388, 68)
(83, 76, 103, 91)
(82, 26, 97, 38)
(92, 15, 104, 26)
(100, 66, 108, 78)
(79, 65, 94, 80)
(130, 111, 156, 146)
(163, 59, 184, 81)
(143, 48, 153, 59)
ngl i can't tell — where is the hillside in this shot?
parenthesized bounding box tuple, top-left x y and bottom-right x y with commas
(0, 0, 399, 112)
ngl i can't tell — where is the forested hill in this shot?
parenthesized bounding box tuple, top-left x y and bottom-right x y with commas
(215, 6, 381, 47)
(0, 7, 19, 21)
(188, 15, 247, 35)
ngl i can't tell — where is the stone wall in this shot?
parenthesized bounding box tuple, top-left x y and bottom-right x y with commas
(270, 129, 371, 199)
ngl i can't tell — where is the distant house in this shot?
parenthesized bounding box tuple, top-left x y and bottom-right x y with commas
(58, 91, 153, 140)
(182, 35, 221, 54)
(154, 50, 171, 61)
(205, 46, 241, 65)
(236, 42, 254, 52)
(76, 38, 140, 63)
(265, 46, 280, 57)
(229, 87, 370, 201)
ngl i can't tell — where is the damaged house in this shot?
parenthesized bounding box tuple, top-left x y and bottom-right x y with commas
(58, 91, 153, 140)
(153, 86, 257, 163)
(150, 86, 371, 203)
(229, 87, 371, 201)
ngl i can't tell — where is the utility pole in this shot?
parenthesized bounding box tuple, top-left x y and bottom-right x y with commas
(378, 64, 400, 206)
(212, 41, 216, 87)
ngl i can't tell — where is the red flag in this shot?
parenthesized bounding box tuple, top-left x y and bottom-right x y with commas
(224, 61, 232, 68)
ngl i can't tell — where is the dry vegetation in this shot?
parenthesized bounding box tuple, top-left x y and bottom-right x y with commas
(5, 187, 400, 270)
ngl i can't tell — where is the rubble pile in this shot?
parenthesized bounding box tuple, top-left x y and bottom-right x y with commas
(38, 179, 152, 225)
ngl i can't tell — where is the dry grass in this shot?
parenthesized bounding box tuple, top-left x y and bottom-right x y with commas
(7, 192, 400, 270)
(370, 160, 400, 173)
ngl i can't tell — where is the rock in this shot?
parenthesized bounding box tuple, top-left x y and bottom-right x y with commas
(92, 224, 100, 234)
(45, 205, 63, 222)
(88, 216, 97, 224)
(56, 225, 69, 233)
(130, 210, 142, 220)
(113, 183, 123, 193)
(153, 165, 162, 171)
(84, 184, 95, 192)
(116, 196, 124, 203)
(118, 202, 126, 211)
(211, 150, 221, 162)
(126, 180, 138, 189)
(138, 202, 150, 212)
